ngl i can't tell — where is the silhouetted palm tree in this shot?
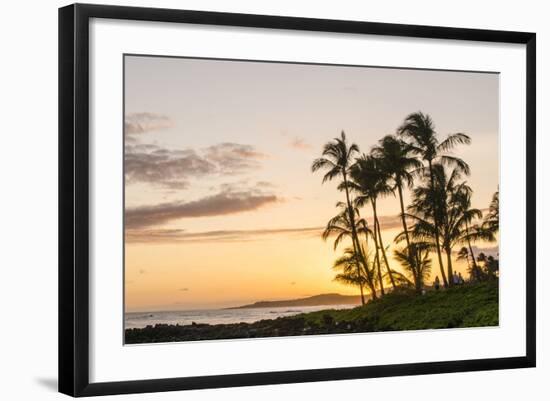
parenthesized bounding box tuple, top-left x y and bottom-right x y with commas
(477, 253, 499, 279)
(331, 248, 365, 300)
(454, 187, 484, 279)
(312, 131, 366, 294)
(483, 190, 499, 235)
(407, 164, 478, 286)
(349, 154, 396, 294)
(398, 112, 471, 287)
(393, 241, 432, 292)
(356, 217, 379, 298)
(372, 135, 422, 276)
(332, 247, 377, 302)
(322, 203, 375, 304)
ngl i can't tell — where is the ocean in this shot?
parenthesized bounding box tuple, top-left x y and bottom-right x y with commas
(125, 304, 357, 329)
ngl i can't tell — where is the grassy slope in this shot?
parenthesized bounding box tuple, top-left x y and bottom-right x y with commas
(293, 281, 499, 331)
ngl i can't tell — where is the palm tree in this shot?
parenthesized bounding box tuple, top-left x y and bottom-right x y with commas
(398, 112, 471, 287)
(322, 203, 376, 303)
(483, 190, 499, 235)
(349, 154, 397, 293)
(356, 217, 379, 299)
(372, 135, 422, 276)
(312, 131, 366, 294)
(453, 186, 484, 281)
(457, 246, 482, 282)
(477, 253, 499, 279)
(407, 164, 478, 287)
(458, 189, 499, 281)
(332, 247, 377, 302)
(393, 241, 432, 293)
(331, 248, 365, 300)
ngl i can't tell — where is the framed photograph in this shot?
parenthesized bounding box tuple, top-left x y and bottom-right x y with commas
(58, 3, 536, 397)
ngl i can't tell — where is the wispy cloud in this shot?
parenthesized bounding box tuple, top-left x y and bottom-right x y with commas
(375, 214, 406, 231)
(288, 137, 312, 151)
(126, 226, 324, 243)
(124, 210, 406, 243)
(125, 112, 173, 135)
(125, 188, 281, 229)
(203, 143, 268, 174)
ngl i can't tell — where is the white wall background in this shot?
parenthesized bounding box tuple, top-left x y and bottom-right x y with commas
(0, 0, 546, 399)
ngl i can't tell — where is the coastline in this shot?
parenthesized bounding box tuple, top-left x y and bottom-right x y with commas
(125, 281, 498, 344)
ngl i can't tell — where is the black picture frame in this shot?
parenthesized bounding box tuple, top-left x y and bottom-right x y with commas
(59, 3, 536, 397)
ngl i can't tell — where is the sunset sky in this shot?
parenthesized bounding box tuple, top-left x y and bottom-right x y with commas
(124, 55, 499, 312)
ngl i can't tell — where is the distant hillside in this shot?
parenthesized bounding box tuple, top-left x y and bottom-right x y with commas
(229, 293, 363, 309)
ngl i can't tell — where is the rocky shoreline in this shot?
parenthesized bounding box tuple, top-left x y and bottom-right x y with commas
(124, 282, 498, 344)
(125, 313, 368, 344)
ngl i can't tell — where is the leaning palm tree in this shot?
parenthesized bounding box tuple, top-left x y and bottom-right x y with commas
(372, 135, 422, 274)
(349, 154, 397, 293)
(312, 131, 365, 289)
(397, 112, 471, 287)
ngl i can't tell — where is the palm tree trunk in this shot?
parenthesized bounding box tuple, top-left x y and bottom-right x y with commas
(374, 206, 396, 290)
(445, 240, 454, 287)
(371, 201, 385, 296)
(428, 160, 449, 287)
(358, 282, 365, 305)
(397, 183, 421, 293)
(445, 246, 454, 286)
(465, 224, 480, 281)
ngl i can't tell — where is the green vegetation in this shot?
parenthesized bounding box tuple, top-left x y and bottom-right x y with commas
(125, 282, 498, 343)
(293, 281, 498, 331)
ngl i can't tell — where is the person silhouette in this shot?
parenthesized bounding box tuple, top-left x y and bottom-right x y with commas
(434, 276, 440, 290)
(453, 271, 460, 285)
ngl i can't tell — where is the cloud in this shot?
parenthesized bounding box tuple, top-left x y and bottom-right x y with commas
(126, 225, 324, 243)
(124, 209, 406, 244)
(476, 245, 499, 256)
(125, 112, 173, 135)
(179, 288, 190, 292)
(256, 181, 276, 189)
(138, 269, 147, 275)
(288, 137, 312, 151)
(375, 214, 406, 230)
(125, 189, 280, 229)
(125, 142, 268, 189)
(203, 143, 268, 174)
(453, 245, 499, 258)
(125, 144, 216, 189)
